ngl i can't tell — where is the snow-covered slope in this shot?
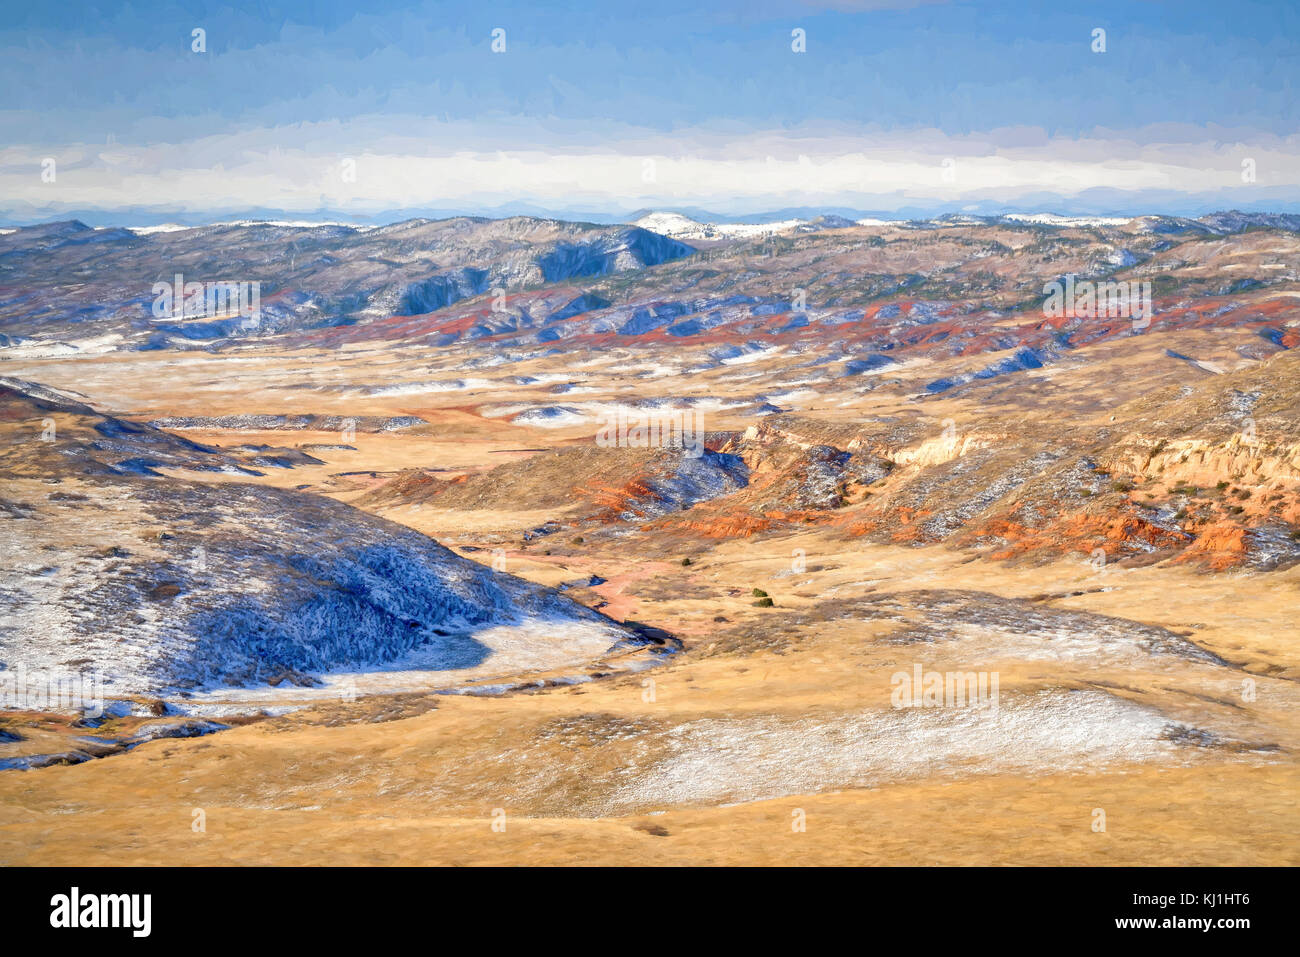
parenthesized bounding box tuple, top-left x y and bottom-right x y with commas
(0, 379, 642, 703)
(1001, 212, 1134, 227)
(631, 211, 810, 240)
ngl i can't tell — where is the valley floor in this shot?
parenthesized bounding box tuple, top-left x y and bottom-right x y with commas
(2, 331, 1298, 866)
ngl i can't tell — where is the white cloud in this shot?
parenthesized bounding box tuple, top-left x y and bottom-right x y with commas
(3, 117, 1296, 218)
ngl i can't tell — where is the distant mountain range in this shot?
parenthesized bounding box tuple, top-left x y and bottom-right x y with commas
(630, 209, 1300, 240)
(1, 210, 1298, 357)
(0, 216, 694, 349)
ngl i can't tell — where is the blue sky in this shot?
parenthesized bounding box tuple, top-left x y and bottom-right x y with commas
(1, 0, 1297, 223)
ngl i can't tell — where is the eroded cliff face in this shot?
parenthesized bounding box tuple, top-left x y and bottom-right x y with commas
(518, 348, 1300, 572)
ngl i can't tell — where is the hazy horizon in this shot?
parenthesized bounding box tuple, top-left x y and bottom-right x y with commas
(6, 203, 1300, 232)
